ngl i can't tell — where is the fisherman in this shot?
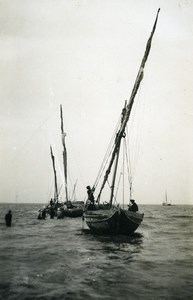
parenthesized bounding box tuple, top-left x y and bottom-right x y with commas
(86, 186, 95, 203)
(50, 206, 55, 219)
(5, 210, 12, 227)
(86, 186, 95, 210)
(128, 199, 138, 212)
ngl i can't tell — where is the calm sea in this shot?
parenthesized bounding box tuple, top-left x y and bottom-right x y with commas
(0, 203, 193, 300)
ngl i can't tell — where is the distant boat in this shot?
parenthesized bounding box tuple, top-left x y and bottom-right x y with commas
(37, 145, 58, 220)
(56, 105, 84, 218)
(162, 191, 171, 206)
(83, 9, 160, 235)
(38, 105, 84, 219)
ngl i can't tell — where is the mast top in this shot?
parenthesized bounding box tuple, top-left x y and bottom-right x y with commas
(96, 9, 160, 203)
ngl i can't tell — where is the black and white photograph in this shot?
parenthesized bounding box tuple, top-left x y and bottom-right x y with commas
(0, 1, 193, 299)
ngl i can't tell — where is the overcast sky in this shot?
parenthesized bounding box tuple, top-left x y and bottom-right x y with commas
(0, 0, 193, 205)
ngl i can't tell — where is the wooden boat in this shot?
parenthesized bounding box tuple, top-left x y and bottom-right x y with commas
(83, 9, 160, 235)
(57, 202, 84, 218)
(38, 145, 59, 219)
(39, 106, 84, 219)
(57, 105, 84, 218)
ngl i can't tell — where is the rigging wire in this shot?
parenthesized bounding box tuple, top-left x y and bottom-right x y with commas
(114, 171, 122, 205)
(93, 114, 122, 190)
(16, 107, 58, 157)
(122, 83, 145, 197)
(12, 107, 58, 203)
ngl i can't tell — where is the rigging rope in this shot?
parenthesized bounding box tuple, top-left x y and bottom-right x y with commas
(16, 108, 58, 156)
(93, 114, 122, 190)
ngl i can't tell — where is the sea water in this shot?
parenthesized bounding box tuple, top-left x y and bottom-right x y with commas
(0, 203, 193, 300)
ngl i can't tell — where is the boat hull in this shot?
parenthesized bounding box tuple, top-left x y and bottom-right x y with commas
(84, 207, 144, 235)
(57, 207, 84, 218)
(119, 209, 144, 234)
(84, 208, 119, 234)
(44, 201, 84, 218)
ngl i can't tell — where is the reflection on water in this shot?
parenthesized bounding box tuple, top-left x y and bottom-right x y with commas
(82, 229, 143, 250)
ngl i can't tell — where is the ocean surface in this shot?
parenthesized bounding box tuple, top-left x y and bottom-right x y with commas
(0, 203, 193, 300)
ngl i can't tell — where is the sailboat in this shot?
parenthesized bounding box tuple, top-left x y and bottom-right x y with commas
(83, 9, 160, 235)
(162, 191, 171, 206)
(37, 145, 59, 219)
(57, 105, 84, 218)
(38, 106, 84, 219)
(45, 145, 61, 217)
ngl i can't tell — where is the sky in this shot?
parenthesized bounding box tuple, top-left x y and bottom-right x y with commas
(0, 0, 193, 205)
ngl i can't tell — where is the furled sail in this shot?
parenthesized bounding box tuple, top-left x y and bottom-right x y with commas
(50, 145, 58, 203)
(97, 8, 160, 204)
(60, 104, 68, 201)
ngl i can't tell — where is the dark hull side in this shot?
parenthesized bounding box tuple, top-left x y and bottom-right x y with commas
(119, 209, 144, 235)
(43, 201, 84, 218)
(84, 208, 144, 235)
(85, 209, 119, 235)
(57, 207, 84, 218)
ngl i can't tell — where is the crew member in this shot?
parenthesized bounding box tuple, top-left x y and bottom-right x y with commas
(128, 199, 138, 212)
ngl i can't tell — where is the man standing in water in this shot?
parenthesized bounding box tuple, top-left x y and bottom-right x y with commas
(5, 210, 12, 227)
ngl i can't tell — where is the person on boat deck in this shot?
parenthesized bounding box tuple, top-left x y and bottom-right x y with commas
(66, 201, 73, 209)
(86, 186, 95, 210)
(128, 199, 138, 212)
(5, 210, 12, 227)
(86, 186, 95, 203)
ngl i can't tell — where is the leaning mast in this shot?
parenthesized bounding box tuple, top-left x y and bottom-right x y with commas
(60, 104, 68, 202)
(50, 145, 59, 203)
(97, 9, 160, 203)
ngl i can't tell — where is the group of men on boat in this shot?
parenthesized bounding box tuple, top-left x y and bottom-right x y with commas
(85, 185, 138, 212)
(37, 196, 85, 220)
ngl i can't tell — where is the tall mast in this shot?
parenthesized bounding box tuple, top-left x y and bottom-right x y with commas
(97, 9, 160, 203)
(109, 102, 127, 205)
(109, 146, 121, 205)
(50, 145, 58, 203)
(60, 104, 68, 202)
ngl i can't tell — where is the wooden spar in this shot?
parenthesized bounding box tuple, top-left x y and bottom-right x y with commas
(109, 102, 127, 205)
(60, 104, 68, 202)
(109, 146, 121, 205)
(50, 145, 59, 203)
(97, 9, 160, 203)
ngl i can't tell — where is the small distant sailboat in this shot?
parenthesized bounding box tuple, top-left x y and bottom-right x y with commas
(162, 191, 171, 206)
